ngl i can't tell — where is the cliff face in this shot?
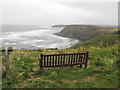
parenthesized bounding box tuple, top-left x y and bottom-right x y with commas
(55, 25, 117, 42)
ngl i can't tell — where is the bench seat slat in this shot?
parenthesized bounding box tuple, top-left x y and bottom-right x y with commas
(43, 53, 87, 56)
(42, 62, 86, 67)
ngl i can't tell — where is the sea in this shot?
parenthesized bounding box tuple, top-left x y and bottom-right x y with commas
(0, 25, 79, 49)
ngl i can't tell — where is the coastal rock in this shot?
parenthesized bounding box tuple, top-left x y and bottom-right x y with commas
(55, 25, 116, 42)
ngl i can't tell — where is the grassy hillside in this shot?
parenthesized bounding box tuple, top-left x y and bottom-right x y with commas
(55, 25, 118, 42)
(2, 25, 119, 88)
(71, 35, 118, 49)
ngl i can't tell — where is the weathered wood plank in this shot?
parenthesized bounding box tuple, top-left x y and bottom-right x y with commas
(85, 52, 89, 68)
(50, 56, 51, 66)
(60, 55, 62, 65)
(0, 50, 13, 52)
(43, 52, 88, 56)
(52, 56, 54, 65)
(58, 55, 60, 65)
(40, 54, 43, 69)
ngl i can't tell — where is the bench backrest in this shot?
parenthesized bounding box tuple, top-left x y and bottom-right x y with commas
(39, 52, 89, 69)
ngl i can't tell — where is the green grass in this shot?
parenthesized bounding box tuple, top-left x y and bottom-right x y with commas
(2, 31, 119, 88)
(2, 66, 118, 88)
(71, 35, 118, 48)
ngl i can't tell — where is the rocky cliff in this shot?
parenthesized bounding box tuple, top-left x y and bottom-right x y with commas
(55, 25, 117, 42)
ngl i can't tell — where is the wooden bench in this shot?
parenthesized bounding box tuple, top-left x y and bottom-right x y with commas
(39, 52, 89, 69)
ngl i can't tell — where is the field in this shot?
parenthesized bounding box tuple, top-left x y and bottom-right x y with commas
(1, 27, 120, 88)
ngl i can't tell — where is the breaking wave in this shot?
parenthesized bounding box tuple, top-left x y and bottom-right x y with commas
(1, 26, 79, 49)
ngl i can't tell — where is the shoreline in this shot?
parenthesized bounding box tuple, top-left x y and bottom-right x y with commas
(1, 26, 79, 50)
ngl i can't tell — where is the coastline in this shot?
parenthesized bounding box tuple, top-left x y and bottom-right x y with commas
(1, 24, 118, 50)
(1, 25, 79, 50)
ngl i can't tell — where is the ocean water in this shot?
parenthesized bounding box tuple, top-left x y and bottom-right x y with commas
(0, 25, 79, 49)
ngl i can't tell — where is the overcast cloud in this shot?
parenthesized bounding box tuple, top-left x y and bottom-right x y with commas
(2, 0, 118, 25)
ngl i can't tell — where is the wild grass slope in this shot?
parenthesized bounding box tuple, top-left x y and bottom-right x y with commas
(2, 25, 119, 88)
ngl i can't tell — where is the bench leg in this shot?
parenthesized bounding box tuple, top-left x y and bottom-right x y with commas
(79, 64, 82, 68)
(40, 66, 43, 69)
(85, 64, 87, 68)
(39, 63, 43, 69)
(41, 67, 43, 69)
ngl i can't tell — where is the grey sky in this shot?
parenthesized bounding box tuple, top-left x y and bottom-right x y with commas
(2, 0, 118, 25)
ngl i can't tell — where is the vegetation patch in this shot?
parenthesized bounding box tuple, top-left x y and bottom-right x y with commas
(2, 26, 119, 88)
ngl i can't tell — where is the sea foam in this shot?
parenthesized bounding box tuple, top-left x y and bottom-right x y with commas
(1, 26, 79, 49)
